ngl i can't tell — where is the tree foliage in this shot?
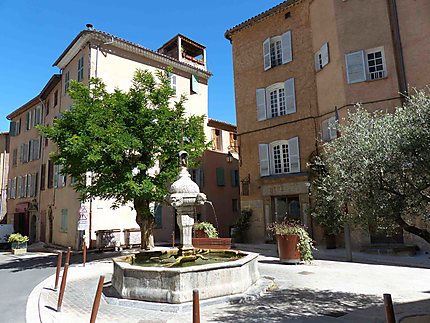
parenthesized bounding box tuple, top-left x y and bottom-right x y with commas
(312, 90, 430, 243)
(40, 69, 208, 249)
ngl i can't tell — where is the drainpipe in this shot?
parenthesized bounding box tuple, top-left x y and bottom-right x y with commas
(386, 0, 408, 99)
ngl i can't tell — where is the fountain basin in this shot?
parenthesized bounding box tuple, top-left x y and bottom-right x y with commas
(111, 250, 260, 304)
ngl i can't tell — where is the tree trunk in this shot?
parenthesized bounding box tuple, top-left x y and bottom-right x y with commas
(134, 198, 155, 250)
(396, 216, 430, 243)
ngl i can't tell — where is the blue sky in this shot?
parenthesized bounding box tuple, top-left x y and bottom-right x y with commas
(0, 0, 283, 132)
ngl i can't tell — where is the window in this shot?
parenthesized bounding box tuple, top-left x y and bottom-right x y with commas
(258, 137, 300, 177)
(12, 149, 17, 167)
(54, 90, 58, 106)
(9, 177, 16, 199)
(26, 110, 32, 130)
(154, 204, 162, 229)
(321, 116, 337, 142)
(232, 199, 239, 212)
(40, 164, 46, 191)
(345, 47, 386, 84)
(46, 100, 50, 116)
(169, 73, 177, 95)
(54, 164, 66, 188)
(263, 31, 292, 71)
(64, 71, 70, 94)
(77, 56, 84, 82)
(231, 169, 239, 187)
(9, 118, 21, 137)
(256, 78, 296, 121)
(190, 168, 204, 188)
(216, 167, 225, 186)
(315, 42, 329, 71)
(229, 133, 238, 152)
(191, 74, 198, 94)
(60, 208, 68, 233)
(212, 129, 223, 151)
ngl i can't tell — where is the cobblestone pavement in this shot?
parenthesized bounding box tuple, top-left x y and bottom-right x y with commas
(31, 244, 430, 323)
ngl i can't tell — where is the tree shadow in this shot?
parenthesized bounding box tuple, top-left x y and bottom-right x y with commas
(0, 250, 122, 272)
(211, 288, 381, 322)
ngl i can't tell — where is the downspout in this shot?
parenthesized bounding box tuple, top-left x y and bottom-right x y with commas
(386, 0, 408, 99)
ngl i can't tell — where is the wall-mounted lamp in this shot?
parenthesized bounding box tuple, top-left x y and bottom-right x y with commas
(226, 145, 240, 164)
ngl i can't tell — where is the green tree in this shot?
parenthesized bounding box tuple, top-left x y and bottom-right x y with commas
(313, 90, 430, 243)
(40, 69, 207, 249)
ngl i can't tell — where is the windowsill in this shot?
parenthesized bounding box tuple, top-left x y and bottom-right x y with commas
(348, 75, 388, 85)
(259, 111, 296, 122)
(260, 171, 309, 180)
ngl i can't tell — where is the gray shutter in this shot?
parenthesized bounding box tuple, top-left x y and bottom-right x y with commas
(284, 78, 296, 114)
(321, 119, 329, 142)
(281, 31, 292, 64)
(263, 38, 271, 70)
(9, 122, 16, 136)
(256, 88, 267, 121)
(29, 140, 33, 162)
(314, 52, 321, 72)
(259, 144, 270, 177)
(345, 50, 366, 84)
(288, 137, 300, 173)
(321, 42, 329, 67)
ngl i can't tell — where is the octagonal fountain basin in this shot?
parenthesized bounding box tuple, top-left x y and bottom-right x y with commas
(111, 249, 259, 304)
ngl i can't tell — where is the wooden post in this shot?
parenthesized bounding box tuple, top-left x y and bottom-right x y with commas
(383, 293, 396, 323)
(57, 262, 69, 312)
(172, 231, 175, 248)
(193, 289, 200, 323)
(83, 240, 87, 267)
(90, 275, 105, 323)
(65, 246, 71, 265)
(54, 251, 62, 290)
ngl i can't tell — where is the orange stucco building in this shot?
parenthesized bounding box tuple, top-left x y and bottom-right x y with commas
(225, 0, 430, 249)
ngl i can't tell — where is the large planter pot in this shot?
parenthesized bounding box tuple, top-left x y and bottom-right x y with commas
(194, 229, 208, 238)
(11, 242, 27, 255)
(277, 234, 300, 263)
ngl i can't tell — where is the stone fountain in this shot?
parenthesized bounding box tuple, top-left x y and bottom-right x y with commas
(111, 151, 259, 304)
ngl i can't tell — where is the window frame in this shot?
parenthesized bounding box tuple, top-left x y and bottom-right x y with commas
(77, 56, 84, 82)
(365, 47, 386, 81)
(64, 70, 70, 94)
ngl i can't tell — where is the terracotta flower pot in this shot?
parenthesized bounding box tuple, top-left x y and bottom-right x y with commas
(277, 234, 300, 263)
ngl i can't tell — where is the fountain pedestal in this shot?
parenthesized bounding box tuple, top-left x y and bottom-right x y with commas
(176, 208, 194, 250)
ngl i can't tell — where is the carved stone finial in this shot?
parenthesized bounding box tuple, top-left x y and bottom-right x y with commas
(179, 150, 188, 168)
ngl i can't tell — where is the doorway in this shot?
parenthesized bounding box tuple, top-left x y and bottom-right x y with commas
(272, 196, 301, 223)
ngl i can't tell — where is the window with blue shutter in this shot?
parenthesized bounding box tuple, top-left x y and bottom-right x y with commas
(154, 204, 162, 229)
(231, 169, 239, 187)
(216, 167, 225, 186)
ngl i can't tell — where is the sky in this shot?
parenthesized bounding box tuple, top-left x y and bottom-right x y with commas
(0, 0, 283, 132)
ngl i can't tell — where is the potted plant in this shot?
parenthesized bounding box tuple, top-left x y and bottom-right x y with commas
(232, 209, 252, 243)
(194, 222, 218, 238)
(192, 222, 231, 249)
(8, 233, 29, 255)
(268, 219, 314, 263)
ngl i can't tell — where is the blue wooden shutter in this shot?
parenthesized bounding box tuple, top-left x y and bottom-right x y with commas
(263, 38, 271, 70)
(284, 78, 296, 114)
(61, 209, 68, 232)
(216, 167, 225, 186)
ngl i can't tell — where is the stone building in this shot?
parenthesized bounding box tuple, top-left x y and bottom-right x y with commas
(225, 0, 430, 249)
(6, 26, 238, 249)
(0, 132, 9, 223)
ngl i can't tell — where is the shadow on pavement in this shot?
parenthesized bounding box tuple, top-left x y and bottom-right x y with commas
(0, 250, 122, 272)
(211, 288, 381, 322)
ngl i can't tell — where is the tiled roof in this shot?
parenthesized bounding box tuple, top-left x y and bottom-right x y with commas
(207, 118, 237, 131)
(54, 29, 211, 77)
(224, 0, 300, 40)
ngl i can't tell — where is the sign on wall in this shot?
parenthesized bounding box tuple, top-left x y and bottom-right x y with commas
(77, 205, 89, 231)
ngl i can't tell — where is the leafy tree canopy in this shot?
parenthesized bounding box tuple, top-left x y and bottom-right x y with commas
(40, 69, 208, 249)
(312, 90, 430, 243)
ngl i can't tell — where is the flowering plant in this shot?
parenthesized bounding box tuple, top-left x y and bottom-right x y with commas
(267, 218, 314, 262)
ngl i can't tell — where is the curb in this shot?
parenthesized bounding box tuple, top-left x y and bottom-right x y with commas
(26, 274, 53, 323)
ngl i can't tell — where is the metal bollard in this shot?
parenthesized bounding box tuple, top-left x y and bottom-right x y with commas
(193, 289, 200, 323)
(57, 262, 69, 312)
(90, 275, 105, 323)
(54, 251, 63, 290)
(65, 246, 71, 265)
(83, 240, 87, 267)
(383, 293, 396, 323)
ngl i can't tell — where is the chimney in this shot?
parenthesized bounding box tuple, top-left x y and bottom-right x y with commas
(86, 23, 93, 31)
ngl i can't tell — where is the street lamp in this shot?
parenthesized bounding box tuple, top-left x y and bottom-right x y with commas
(226, 145, 239, 163)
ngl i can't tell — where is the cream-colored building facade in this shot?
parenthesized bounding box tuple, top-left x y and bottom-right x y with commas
(0, 133, 9, 223)
(226, 0, 430, 249)
(7, 26, 215, 249)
